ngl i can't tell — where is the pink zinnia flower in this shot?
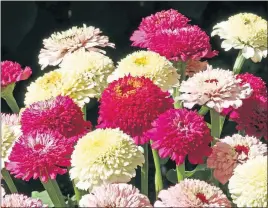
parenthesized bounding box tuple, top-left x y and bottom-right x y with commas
(97, 75, 173, 145)
(6, 131, 74, 182)
(208, 134, 267, 184)
(148, 26, 218, 61)
(130, 9, 190, 48)
(79, 184, 152, 207)
(222, 73, 267, 139)
(1, 194, 48, 207)
(146, 109, 212, 165)
(1, 61, 32, 89)
(21, 96, 92, 139)
(154, 179, 231, 207)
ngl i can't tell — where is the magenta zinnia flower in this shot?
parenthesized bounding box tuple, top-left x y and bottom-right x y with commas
(1, 194, 48, 207)
(1, 61, 32, 89)
(130, 9, 190, 48)
(79, 184, 152, 207)
(148, 26, 218, 61)
(21, 96, 92, 139)
(97, 75, 173, 145)
(154, 179, 231, 207)
(146, 109, 212, 165)
(6, 131, 74, 182)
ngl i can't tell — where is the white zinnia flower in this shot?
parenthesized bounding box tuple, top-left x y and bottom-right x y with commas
(229, 156, 267, 207)
(178, 65, 252, 112)
(70, 128, 144, 191)
(212, 13, 267, 62)
(1, 113, 21, 168)
(108, 51, 180, 91)
(38, 24, 115, 70)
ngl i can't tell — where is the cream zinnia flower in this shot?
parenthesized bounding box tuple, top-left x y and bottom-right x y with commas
(1, 113, 21, 168)
(178, 65, 252, 112)
(70, 128, 144, 191)
(25, 51, 115, 107)
(39, 24, 115, 69)
(79, 184, 152, 207)
(212, 13, 267, 62)
(229, 156, 267, 207)
(108, 51, 180, 91)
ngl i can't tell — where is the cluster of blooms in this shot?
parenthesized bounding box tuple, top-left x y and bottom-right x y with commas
(130, 9, 218, 61)
(1, 193, 48, 207)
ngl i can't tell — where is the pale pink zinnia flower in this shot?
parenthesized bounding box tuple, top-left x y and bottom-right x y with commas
(207, 134, 267, 184)
(178, 65, 252, 113)
(79, 184, 152, 207)
(154, 179, 231, 207)
(38, 24, 115, 70)
(185, 59, 208, 77)
(1, 194, 48, 207)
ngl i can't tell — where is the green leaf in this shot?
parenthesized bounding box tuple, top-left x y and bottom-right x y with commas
(206, 122, 211, 129)
(159, 157, 169, 165)
(31, 190, 54, 207)
(189, 168, 211, 181)
(185, 164, 207, 178)
(67, 194, 77, 207)
(166, 169, 177, 184)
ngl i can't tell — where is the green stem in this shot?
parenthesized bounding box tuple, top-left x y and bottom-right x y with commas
(198, 106, 209, 116)
(2, 93, 20, 113)
(233, 50, 246, 74)
(82, 105, 87, 120)
(141, 144, 148, 196)
(41, 178, 66, 207)
(68, 167, 81, 204)
(150, 142, 163, 197)
(176, 163, 185, 182)
(210, 109, 225, 145)
(1, 168, 18, 193)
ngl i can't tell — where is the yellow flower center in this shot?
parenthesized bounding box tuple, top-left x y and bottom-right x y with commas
(114, 79, 143, 98)
(37, 72, 62, 90)
(134, 57, 148, 66)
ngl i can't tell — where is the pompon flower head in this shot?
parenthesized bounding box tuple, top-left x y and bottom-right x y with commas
(79, 184, 152, 207)
(154, 179, 231, 207)
(146, 109, 212, 165)
(1, 113, 21, 168)
(147, 25, 218, 61)
(108, 51, 180, 91)
(222, 73, 267, 139)
(25, 51, 114, 107)
(229, 156, 267, 207)
(130, 9, 190, 48)
(70, 128, 144, 191)
(97, 76, 173, 145)
(185, 59, 208, 77)
(6, 131, 74, 182)
(212, 13, 267, 62)
(1, 61, 32, 97)
(38, 24, 115, 70)
(1, 194, 48, 207)
(21, 96, 91, 139)
(178, 65, 252, 112)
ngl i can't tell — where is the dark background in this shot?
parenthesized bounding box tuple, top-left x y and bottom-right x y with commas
(1, 0, 268, 202)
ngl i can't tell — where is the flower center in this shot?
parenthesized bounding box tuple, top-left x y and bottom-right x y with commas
(38, 72, 62, 89)
(33, 143, 45, 151)
(114, 79, 143, 98)
(196, 193, 209, 204)
(204, 79, 219, 84)
(234, 145, 249, 155)
(134, 57, 148, 66)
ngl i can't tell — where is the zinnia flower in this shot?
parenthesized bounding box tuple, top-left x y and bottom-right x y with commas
(21, 96, 91, 139)
(25, 51, 114, 107)
(130, 9, 190, 48)
(1, 61, 32, 98)
(146, 109, 212, 165)
(154, 179, 231, 207)
(79, 184, 152, 207)
(6, 131, 74, 182)
(97, 76, 173, 145)
(229, 156, 267, 207)
(212, 13, 267, 62)
(1, 194, 48, 207)
(108, 51, 180, 91)
(178, 65, 252, 112)
(222, 73, 267, 139)
(148, 25, 218, 61)
(185, 59, 208, 77)
(1, 113, 21, 168)
(38, 24, 115, 69)
(69, 128, 144, 191)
